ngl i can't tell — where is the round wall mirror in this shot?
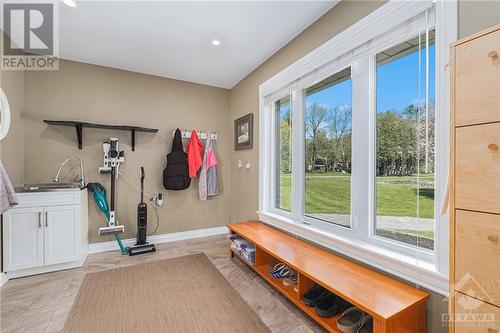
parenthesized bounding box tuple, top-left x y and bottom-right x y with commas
(0, 88, 11, 141)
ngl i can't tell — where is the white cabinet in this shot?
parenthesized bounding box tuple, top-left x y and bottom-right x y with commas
(2, 189, 88, 278)
(44, 205, 81, 265)
(3, 207, 44, 271)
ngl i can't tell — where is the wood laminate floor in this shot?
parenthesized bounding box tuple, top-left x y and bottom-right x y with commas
(1, 235, 323, 333)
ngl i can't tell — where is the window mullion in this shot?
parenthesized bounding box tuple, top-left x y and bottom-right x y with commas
(351, 58, 373, 239)
(291, 83, 305, 220)
(434, 0, 456, 276)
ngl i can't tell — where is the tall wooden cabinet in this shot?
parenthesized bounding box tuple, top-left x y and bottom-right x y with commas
(450, 24, 500, 332)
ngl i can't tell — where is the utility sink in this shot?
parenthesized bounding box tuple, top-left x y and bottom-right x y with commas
(15, 182, 81, 193)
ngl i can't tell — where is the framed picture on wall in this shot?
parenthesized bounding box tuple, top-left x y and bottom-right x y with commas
(234, 113, 253, 151)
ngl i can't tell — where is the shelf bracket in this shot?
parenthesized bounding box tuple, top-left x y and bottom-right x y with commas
(131, 129, 136, 151)
(75, 124, 83, 149)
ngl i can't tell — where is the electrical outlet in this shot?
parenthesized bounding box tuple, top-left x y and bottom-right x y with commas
(151, 193, 164, 207)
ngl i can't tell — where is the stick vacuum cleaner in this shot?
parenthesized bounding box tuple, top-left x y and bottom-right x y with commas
(98, 138, 125, 236)
(128, 167, 156, 256)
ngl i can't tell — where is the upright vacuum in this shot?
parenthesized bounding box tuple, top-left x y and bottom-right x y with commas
(128, 167, 156, 256)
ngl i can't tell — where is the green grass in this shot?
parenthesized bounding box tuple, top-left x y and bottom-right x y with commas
(304, 175, 351, 214)
(277, 173, 434, 218)
(398, 229, 435, 240)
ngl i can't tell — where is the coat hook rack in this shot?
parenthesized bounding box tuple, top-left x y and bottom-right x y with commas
(173, 129, 218, 141)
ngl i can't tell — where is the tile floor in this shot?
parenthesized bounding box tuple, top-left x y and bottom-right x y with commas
(0, 235, 323, 332)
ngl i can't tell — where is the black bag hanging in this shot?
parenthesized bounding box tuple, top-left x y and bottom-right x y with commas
(163, 128, 191, 190)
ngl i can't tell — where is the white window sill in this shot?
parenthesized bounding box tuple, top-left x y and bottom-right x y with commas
(257, 211, 449, 296)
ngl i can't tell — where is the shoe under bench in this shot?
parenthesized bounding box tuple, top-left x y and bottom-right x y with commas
(228, 221, 429, 333)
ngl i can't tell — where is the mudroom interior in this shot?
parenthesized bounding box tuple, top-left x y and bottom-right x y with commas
(0, 1, 499, 332)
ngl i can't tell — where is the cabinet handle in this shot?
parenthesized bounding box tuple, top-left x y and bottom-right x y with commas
(45, 212, 48, 227)
(488, 50, 498, 58)
(38, 212, 42, 228)
(488, 235, 498, 243)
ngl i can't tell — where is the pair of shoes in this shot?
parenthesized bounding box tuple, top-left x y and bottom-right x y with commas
(283, 273, 297, 286)
(357, 315, 373, 333)
(302, 285, 329, 307)
(302, 285, 350, 318)
(269, 263, 286, 274)
(269, 263, 294, 279)
(336, 307, 372, 333)
(315, 293, 350, 318)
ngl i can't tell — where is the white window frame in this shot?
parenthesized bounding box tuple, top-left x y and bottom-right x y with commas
(258, 0, 457, 296)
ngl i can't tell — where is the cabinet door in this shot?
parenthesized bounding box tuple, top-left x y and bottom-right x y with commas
(44, 205, 81, 265)
(455, 30, 500, 126)
(454, 292, 500, 333)
(2, 207, 44, 271)
(456, 122, 500, 214)
(456, 210, 500, 306)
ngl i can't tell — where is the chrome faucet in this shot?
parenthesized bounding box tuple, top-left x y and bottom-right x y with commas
(53, 157, 85, 188)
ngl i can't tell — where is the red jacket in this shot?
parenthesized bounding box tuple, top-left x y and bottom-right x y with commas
(187, 130, 203, 177)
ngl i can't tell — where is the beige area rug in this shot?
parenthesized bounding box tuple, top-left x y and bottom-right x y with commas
(63, 253, 271, 333)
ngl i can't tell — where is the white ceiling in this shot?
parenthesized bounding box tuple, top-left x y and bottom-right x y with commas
(56, 1, 337, 89)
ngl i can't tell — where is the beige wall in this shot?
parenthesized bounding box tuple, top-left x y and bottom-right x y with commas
(459, 0, 500, 38)
(24, 60, 231, 244)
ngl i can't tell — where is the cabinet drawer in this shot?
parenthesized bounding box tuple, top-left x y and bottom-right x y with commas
(456, 210, 500, 306)
(16, 190, 81, 208)
(456, 123, 500, 214)
(455, 30, 500, 126)
(454, 292, 500, 333)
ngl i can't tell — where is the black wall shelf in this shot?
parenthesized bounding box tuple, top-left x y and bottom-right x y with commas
(44, 120, 158, 151)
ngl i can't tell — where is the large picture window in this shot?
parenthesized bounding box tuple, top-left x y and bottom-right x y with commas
(375, 30, 436, 250)
(259, 1, 455, 294)
(304, 68, 352, 227)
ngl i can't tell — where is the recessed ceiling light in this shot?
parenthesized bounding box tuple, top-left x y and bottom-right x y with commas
(62, 0, 77, 8)
(211, 40, 221, 46)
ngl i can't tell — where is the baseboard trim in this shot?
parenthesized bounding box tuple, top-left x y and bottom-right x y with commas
(0, 272, 9, 287)
(88, 226, 228, 254)
(5, 259, 86, 279)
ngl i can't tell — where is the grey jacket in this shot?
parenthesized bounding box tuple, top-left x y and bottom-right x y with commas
(198, 135, 219, 200)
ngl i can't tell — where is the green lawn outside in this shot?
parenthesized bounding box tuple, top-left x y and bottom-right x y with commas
(277, 173, 434, 218)
(398, 229, 435, 239)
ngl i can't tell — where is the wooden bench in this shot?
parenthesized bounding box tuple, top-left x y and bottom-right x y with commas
(228, 221, 429, 333)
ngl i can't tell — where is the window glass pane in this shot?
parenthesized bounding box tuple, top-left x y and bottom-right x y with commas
(305, 67, 352, 227)
(275, 96, 292, 211)
(375, 30, 435, 250)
